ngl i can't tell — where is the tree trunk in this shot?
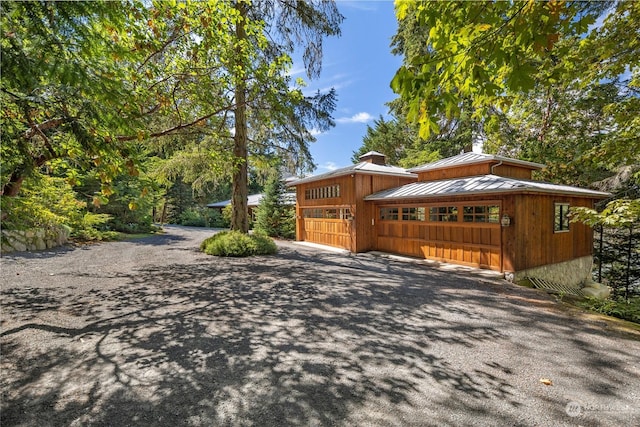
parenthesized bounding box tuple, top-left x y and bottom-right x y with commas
(598, 224, 604, 283)
(625, 225, 633, 299)
(2, 172, 25, 197)
(231, 1, 249, 233)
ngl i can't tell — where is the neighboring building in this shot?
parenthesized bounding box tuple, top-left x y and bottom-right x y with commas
(288, 151, 610, 287)
(206, 191, 296, 220)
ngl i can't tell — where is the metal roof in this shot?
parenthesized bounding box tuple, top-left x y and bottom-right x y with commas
(207, 192, 296, 208)
(364, 175, 611, 201)
(409, 152, 546, 173)
(287, 161, 416, 186)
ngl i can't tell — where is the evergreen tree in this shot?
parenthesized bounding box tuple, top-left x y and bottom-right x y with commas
(254, 168, 295, 239)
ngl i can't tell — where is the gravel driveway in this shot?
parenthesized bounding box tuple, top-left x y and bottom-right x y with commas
(1, 225, 639, 427)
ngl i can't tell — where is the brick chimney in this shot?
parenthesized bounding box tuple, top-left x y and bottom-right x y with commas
(359, 151, 386, 165)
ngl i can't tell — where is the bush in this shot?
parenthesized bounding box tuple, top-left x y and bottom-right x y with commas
(1, 173, 120, 241)
(579, 296, 640, 324)
(207, 209, 229, 228)
(179, 208, 208, 227)
(200, 231, 277, 257)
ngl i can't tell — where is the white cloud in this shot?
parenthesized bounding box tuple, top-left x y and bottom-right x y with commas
(286, 65, 306, 77)
(309, 128, 323, 136)
(341, 1, 378, 11)
(336, 112, 374, 124)
(319, 162, 339, 172)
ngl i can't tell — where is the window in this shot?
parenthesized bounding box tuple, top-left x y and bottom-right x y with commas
(380, 207, 399, 220)
(463, 205, 500, 223)
(554, 203, 570, 232)
(402, 207, 426, 221)
(305, 184, 340, 200)
(303, 208, 350, 219)
(429, 206, 458, 222)
(303, 208, 323, 218)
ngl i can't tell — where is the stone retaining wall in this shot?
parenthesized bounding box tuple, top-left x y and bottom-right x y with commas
(510, 255, 594, 288)
(1, 226, 70, 253)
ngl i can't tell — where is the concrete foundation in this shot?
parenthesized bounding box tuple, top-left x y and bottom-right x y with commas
(511, 255, 594, 288)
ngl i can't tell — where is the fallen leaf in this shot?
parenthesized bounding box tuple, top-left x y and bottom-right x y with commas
(540, 378, 553, 386)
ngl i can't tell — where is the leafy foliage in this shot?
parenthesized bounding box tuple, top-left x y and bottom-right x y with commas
(572, 198, 640, 298)
(0, 172, 116, 241)
(579, 297, 640, 324)
(391, 0, 606, 138)
(200, 231, 277, 257)
(1, 0, 153, 197)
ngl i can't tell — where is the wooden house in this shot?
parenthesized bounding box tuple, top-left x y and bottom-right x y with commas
(289, 151, 610, 287)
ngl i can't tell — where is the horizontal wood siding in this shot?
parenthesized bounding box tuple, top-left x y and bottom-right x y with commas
(376, 221, 502, 270)
(492, 164, 533, 180)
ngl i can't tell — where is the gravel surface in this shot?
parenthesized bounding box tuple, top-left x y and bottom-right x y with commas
(1, 225, 639, 427)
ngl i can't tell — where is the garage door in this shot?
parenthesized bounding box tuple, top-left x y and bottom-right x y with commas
(301, 207, 352, 250)
(375, 204, 502, 271)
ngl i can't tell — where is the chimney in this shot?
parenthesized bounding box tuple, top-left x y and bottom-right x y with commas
(359, 151, 386, 165)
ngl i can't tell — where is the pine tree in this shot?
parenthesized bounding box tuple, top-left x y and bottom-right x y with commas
(254, 169, 295, 239)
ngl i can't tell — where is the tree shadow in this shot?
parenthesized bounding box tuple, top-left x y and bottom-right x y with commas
(1, 244, 639, 426)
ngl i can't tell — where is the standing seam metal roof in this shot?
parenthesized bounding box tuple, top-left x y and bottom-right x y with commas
(408, 152, 546, 172)
(364, 175, 611, 200)
(287, 162, 416, 186)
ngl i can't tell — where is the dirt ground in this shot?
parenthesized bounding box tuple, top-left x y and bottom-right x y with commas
(1, 225, 639, 426)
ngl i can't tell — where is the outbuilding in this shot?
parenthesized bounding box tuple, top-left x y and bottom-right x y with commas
(289, 151, 610, 286)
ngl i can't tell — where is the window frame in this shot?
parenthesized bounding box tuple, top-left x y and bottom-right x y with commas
(554, 202, 571, 233)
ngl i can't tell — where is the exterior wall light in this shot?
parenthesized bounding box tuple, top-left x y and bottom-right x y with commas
(501, 214, 511, 227)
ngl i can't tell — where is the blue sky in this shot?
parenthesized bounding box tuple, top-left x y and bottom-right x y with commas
(291, 1, 402, 174)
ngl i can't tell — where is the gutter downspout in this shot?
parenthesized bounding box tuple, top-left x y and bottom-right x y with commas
(490, 160, 503, 175)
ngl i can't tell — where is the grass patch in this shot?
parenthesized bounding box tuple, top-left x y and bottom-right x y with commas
(578, 296, 640, 324)
(200, 231, 277, 257)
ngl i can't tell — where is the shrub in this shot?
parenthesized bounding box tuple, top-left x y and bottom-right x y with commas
(1, 173, 120, 241)
(579, 296, 640, 324)
(179, 208, 207, 227)
(200, 231, 277, 257)
(207, 209, 229, 228)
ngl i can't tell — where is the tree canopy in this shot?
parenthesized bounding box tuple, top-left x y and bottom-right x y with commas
(1, 0, 343, 235)
(390, 0, 637, 148)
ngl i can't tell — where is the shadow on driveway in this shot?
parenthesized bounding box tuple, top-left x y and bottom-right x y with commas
(1, 235, 639, 426)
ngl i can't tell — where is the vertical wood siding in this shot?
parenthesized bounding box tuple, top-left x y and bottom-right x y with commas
(417, 163, 535, 181)
(510, 194, 595, 271)
(374, 201, 503, 270)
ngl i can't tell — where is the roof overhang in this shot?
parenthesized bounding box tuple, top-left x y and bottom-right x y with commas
(364, 175, 611, 202)
(409, 154, 546, 173)
(288, 167, 416, 186)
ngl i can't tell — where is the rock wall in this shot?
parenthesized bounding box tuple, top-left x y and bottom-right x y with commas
(1, 226, 70, 253)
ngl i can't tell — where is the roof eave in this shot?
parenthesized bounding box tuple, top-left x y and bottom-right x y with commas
(365, 187, 611, 201)
(409, 158, 546, 173)
(288, 169, 417, 186)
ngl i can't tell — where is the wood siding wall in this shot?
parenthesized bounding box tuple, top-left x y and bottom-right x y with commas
(372, 197, 503, 270)
(504, 194, 595, 272)
(354, 174, 417, 252)
(295, 175, 597, 275)
(417, 163, 535, 182)
(294, 173, 416, 251)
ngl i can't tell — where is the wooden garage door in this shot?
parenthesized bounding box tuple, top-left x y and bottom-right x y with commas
(375, 204, 502, 271)
(302, 207, 352, 250)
